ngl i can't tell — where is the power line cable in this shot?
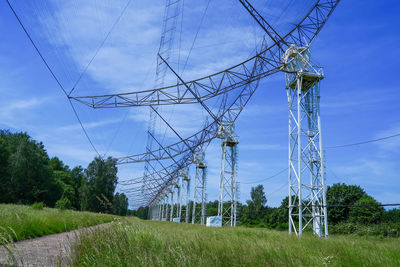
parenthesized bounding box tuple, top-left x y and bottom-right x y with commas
(324, 203, 400, 208)
(267, 182, 288, 197)
(68, 0, 133, 96)
(273, 203, 400, 210)
(6, 0, 67, 96)
(242, 167, 288, 184)
(326, 132, 400, 149)
(180, 0, 211, 75)
(6, 0, 101, 157)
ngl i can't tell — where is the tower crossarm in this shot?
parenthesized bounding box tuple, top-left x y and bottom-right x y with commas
(238, 0, 288, 52)
(68, 51, 279, 108)
(68, 0, 339, 109)
(112, 0, 340, 207)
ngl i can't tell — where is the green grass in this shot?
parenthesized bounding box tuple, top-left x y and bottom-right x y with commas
(73, 218, 400, 266)
(0, 204, 118, 244)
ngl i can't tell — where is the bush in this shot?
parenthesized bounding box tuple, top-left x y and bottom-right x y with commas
(329, 222, 400, 238)
(31, 202, 44, 210)
(55, 197, 72, 210)
(349, 195, 384, 224)
(275, 223, 288, 231)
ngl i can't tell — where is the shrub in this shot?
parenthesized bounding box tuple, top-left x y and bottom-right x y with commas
(55, 197, 72, 210)
(31, 202, 44, 210)
(349, 195, 384, 224)
(329, 222, 400, 238)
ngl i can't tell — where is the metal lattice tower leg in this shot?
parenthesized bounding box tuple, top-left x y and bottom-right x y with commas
(169, 189, 174, 222)
(178, 179, 183, 221)
(164, 195, 169, 221)
(160, 199, 165, 220)
(283, 45, 328, 237)
(217, 124, 239, 227)
(179, 168, 191, 224)
(192, 152, 207, 225)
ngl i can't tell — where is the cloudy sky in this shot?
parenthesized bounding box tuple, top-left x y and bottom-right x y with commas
(1, 0, 399, 208)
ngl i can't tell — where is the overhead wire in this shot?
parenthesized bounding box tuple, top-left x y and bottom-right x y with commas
(68, 0, 133, 96)
(272, 203, 400, 210)
(180, 0, 212, 75)
(326, 132, 400, 149)
(242, 167, 288, 184)
(6, 0, 102, 157)
(6, 0, 67, 96)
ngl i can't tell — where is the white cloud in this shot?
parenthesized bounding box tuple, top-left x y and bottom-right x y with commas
(241, 144, 284, 151)
(375, 124, 400, 153)
(57, 118, 124, 132)
(46, 143, 97, 164)
(0, 97, 50, 128)
(334, 159, 386, 177)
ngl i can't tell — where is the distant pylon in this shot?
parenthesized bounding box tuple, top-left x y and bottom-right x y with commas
(178, 168, 191, 223)
(174, 180, 181, 221)
(192, 152, 207, 224)
(164, 194, 169, 221)
(282, 45, 328, 237)
(217, 124, 239, 227)
(160, 197, 165, 220)
(169, 188, 174, 221)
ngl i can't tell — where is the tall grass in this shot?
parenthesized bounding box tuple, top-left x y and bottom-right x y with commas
(73, 217, 400, 266)
(0, 204, 118, 244)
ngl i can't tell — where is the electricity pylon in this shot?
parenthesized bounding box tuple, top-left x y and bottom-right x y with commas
(178, 168, 191, 223)
(174, 181, 181, 221)
(282, 45, 328, 237)
(217, 124, 239, 227)
(192, 152, 207, 224)
(160, 197, 165, 220)
(169, 188, 174, 221)
(163, 194, 169, 221)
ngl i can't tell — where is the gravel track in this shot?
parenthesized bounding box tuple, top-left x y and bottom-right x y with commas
(0, 223, 110, 267)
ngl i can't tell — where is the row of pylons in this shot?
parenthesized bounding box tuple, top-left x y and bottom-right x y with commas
(149, 123, 239, 227)
(149, 46, 329, 237)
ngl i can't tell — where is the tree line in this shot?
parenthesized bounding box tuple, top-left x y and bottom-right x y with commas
(0, 130, 128, 215)
(133, 183, 400, 237)
(2, 129, 398, 237)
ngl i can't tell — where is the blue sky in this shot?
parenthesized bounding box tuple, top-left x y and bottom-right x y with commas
(1, 0, 399, 208)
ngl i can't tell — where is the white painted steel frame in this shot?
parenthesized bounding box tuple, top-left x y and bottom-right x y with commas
(285, 47, 328, 237)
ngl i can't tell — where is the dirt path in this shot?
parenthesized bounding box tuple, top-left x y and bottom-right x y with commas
(0, 223, 110, 267)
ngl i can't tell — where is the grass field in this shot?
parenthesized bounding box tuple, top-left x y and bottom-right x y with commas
(73, 217, 400, 266)
(0, 204, 117, 244)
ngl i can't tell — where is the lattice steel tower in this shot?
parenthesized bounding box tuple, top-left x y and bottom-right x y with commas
(179, 168, 191, 223)
(217, 124, 239, 227)
(282, 45, 328, 237)
(169, 187, 174, 221)
(192, 152, 207, 225)
(174, 180, 181, 221)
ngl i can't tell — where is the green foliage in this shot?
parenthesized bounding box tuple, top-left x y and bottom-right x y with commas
(326, 183, 366, 224)
(383, 208, 400, 223)
(80, 156, 118, 213)
(130, 206, 149, 219)
(31, 202, 44, 210)
(0, 129, 125, 217)
(349, 195, 384, 224)
(268, 197, 290, 229)
(240, 185, 269, 226)
(0, 204, 118, 244)
(205, 200, 219, 217)
(72, 218, 400, 266)
(55, 197, 72, 210)
(235, 183, 396, 234)
(49, 156, 69, 172)
(0, 130, 56, 206)
(0, 131, 84, 209)
(113, 193, 129, 216)
(330, 222, 400, 238)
